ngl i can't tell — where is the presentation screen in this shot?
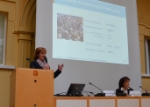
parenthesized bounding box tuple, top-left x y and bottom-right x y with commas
(36, 0, 141, 94)
(53, 0, 128, 64)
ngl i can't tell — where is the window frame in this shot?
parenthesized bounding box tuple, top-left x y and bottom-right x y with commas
(0, 13, 7, 65)
(145, 38, 150, 74)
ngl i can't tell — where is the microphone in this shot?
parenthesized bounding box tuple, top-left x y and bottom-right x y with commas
(89, 82, 105, 96)
(128, 87, 133, 90)
(26, 58, 35, 68)
(44, 56, 48, 63)
(26, 58, 31, 63)
(139, 86, 148, 92)
(26, 58, 34, 68)
(139, 86, 150, 96)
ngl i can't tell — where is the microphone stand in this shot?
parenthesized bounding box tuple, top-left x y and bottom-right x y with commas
(89, 82, 105, 96)
(139, 86, 150, 96)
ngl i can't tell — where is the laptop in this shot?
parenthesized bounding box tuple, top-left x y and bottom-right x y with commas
(66, 83, 85, 96)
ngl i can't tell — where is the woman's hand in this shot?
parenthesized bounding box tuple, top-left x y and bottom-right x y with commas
(58, 64, 64, 72)
(43, 64, 50, 70)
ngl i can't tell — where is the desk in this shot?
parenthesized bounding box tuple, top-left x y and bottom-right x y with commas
(141, 97, 150, 107)
(89, 97, 115, 107)
(117, 97, 140, 107)
(55, 96, 150, 107)
(55, 97, 87, 107)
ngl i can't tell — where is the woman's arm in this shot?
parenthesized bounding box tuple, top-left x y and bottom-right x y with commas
(54, 64, 63, 78)
(54, 69, 61, 78)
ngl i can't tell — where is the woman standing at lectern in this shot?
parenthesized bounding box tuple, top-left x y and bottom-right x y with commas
(30, 47, 63, 78)
(116, 76, 133, 95)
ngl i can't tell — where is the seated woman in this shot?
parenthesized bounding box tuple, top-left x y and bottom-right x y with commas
(30, 47, 63, 78)
(116, 76, 133, 95)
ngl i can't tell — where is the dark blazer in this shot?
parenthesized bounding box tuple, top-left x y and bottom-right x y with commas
(116, 88, 133, 95)
(30, 60, 61, 78)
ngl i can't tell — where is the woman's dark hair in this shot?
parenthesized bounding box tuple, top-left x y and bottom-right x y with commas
(118, 76, 130, 89)
(34, 47, 46, 60)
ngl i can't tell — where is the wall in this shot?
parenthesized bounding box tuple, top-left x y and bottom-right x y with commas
(0, 1, 16, 107)
(0, 0, 35, 107)
(137, 0, 150, 92)
(0, 69, 14, 107)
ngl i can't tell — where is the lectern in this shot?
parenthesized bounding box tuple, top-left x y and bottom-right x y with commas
(10, 68, 54, 107)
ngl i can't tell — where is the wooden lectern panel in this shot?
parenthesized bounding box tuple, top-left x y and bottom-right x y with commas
(10, 68, 54, 107)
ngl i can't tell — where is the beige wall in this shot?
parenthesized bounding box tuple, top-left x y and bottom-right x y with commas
(0, 0, 35, 107)
(0, 69, 14, 107)
(137, 0, 150, 92)
(0, 1, 16, 107)
(0, 0, 149, 107)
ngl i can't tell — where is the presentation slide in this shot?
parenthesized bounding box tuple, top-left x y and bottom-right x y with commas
(36, 0, 141, 94)
(53, 0, 129, 64)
